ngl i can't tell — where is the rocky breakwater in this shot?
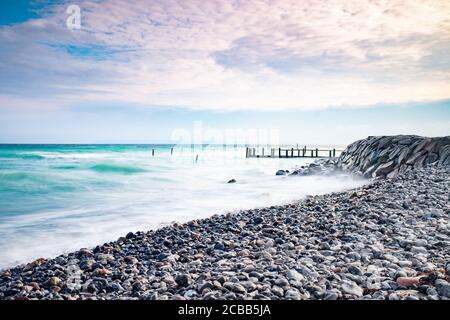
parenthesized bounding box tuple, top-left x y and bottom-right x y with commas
(284, 135, 450, 178)
(337, 135, 450, 178)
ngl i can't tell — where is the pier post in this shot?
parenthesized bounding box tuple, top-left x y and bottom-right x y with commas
(243, 145, 340, 160)
(171, 148, 173, 155)
(152, 149, 155, 156)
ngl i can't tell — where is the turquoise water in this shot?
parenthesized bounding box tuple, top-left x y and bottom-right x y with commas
(0, 144, 365, 269)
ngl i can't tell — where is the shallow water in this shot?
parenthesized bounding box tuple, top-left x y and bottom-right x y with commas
(0, 144, 366, 269)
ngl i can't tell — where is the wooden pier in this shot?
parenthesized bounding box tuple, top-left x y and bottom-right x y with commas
(245, 146, 342, 158)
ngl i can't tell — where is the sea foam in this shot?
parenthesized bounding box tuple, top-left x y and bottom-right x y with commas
(0, 145, 366, 269)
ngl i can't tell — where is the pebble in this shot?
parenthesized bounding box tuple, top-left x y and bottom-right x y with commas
(175, 274, 192, 287)
(434, 279, 450, 298)
(271, 286, 284, 297)
(324, 291, 339, 300)
(223, 282, 246, 294)
(48, 277, 61, 287)
(341, 280, 363, 297)
(348, 265, 363, 276)
(286, 269, 305, 283)
(396, 277, 420, 287)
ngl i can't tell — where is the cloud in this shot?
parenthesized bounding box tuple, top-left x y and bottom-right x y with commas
(0, 0, 449, 111)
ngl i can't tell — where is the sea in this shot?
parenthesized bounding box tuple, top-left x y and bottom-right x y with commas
(0, 144, 367, 269)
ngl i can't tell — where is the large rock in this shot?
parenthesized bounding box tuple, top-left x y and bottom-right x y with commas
(337, 135, 450, 178)
(372, 161, 395, 177)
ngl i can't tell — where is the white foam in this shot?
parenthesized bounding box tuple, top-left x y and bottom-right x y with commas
(24, 152, 109, 159)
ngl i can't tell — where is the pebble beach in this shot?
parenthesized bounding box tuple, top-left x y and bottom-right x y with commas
(1, 163, 449, 300)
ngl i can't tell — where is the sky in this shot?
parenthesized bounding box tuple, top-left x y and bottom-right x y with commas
(0, 0, 449, 144)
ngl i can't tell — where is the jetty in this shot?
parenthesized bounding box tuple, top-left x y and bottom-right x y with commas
(246, 146, 343, 158)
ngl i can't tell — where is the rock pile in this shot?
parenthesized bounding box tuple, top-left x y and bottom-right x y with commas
(337, 135, 450, 178)
(289, 159, 337, 176)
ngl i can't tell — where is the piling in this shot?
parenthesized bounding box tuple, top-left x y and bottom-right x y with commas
(246, 146, 342, 159)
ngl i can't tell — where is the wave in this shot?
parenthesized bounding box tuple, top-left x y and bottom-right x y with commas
(0, 172, 34, 182)
(51, 165, 80, 170)
(0, 153, 45, 160)
(89, 163, 147, 174)
(0, 172, 82, 194)
(30, 152, 107, 159)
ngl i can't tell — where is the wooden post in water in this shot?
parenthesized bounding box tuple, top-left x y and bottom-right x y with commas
(262, 148, 264, 157)
(316, 148, 319, 157)
(285, 150, 288, 157)
(291, 148, 294, 158)
(311, 150, 313, 157)
(152, 149, 155, 156)
(171, 148, 173, 155)
(245, 147, 248, 158)
(279, 148, 281, 158)
(333, 148, 336, 157)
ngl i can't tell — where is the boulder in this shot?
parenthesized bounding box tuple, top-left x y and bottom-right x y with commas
(372, 161, 395, 177)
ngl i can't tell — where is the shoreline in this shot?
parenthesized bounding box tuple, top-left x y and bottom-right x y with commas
(1, 164, 449, 300)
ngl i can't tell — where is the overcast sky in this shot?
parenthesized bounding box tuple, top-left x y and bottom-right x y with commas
(1, 0, 449, 144)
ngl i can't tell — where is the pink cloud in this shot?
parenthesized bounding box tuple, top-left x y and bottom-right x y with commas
(0, 0, 449, 111)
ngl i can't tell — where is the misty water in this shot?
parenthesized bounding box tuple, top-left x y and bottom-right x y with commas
(0, 144, 367, 269)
